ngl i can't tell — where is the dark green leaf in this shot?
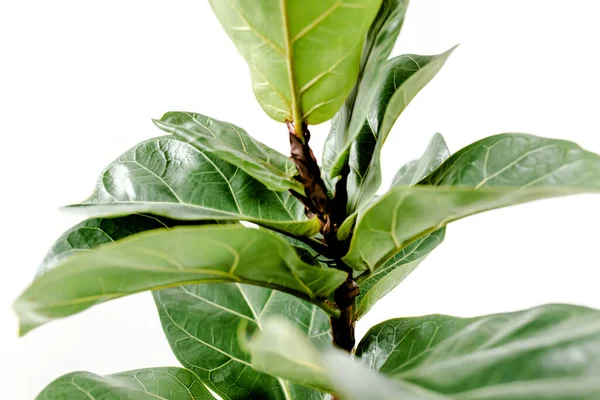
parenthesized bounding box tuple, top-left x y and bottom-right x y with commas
(344, 134, 600, 272)
(345, 50, 455, 211)
(323, 0, 409, 178)
(352, 135, 449, 317)
(155, 284, 331, 400)
(66, 137, 320, 237)
(15, 225, 345, 335)
(348, 134, 450, 316)
(354, 228, 445, 319)
(208, 0, 381, 128)
(36, 368, 215, 400)
(357, 304, 600, 399)
(154, 112, 302, 192)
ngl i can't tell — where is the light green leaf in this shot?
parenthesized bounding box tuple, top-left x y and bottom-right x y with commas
(36, 368, 215, 400)
(246, 317, 333, 393)
(15, 225, 346, 335)
(356, 304, 600, 399)
(354, 228, 445, 319)
(36, 214, 216, 275)
(154, 112, 303, 193)
(344, 133, 600, 272)
(65, 136, 320, 237)
(392, 132, 450, 186)
(323, 0, 409, 178)
(336, 211, 357, 241)
(208, 0, 381, 129)
(155, 284, 331, 400)
(29, 214, 329, 399)
(345, 49, 456, 211)
(246, 317, 443, 399)
(352, 135, 449, 317)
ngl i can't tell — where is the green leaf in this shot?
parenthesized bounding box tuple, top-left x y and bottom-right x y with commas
(323, 0, 409, 178)
(36, 214, 214, 275)
(344, 133, 600, 272)
(246, 317, 333, 393)
(155, 284, 331, 400)
(345, 49, 456, 211)
(15, 225, 346, 335)
(352, 135, 449, 317)
(246, 317, 443, 399)
(36, 367, 215, 400)
(28, 214, 329, 399)
(208, 0, 382, 129)
(354, 228, 445, 319)
(335, 136, 450, 316)
(356, 304, 600, 399)
(66, 136, 320, 237)
(392, 133, 450, 186)
(154, 112, 303, 193)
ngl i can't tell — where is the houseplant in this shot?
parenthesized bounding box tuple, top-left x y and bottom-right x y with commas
(16, 0, 600, 399)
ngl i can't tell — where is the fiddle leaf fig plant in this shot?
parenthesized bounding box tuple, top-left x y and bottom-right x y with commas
(16, 1, 600, 399)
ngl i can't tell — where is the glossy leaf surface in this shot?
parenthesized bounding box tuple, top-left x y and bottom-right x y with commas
(28, 214, 328, 399)
(154, 112, 302, 193)
(345, 49, 455, 211)
(15, 225, 346, 335)
(36, 368, 214, 400)
(66, 137, 320, 237)
(344, 134, 600, 272)
(209, 0, 381, 129)
(323, 0, 409, 178)
(155, 284, 331, 399)
(357, 304, 600, 399)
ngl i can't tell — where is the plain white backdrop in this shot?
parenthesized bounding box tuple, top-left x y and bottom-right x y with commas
(1, 1, 600, 398)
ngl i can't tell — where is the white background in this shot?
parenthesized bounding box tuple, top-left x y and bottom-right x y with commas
(1, 1, 600, 398)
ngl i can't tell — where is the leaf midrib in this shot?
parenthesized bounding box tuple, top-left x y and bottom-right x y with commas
(280, 0, 302, 129)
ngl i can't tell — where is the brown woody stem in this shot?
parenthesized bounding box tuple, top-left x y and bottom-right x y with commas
(287, 121, 357, 358)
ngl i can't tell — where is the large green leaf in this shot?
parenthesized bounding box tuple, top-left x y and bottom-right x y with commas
(154, 112, 302, 193)
(36, 214, 213, 275)
(356, 304, 600, 399)
(345, 135, 450, 317)
(15, 225, 346, 335)
(323, 0, 409, 178)
(66, 137, 320, 237)
(155, 284, 331, 400)
(344, 133, 600, 272)
(28, 214, 330, 399)
(345, 49, 455, 211)
(354, 228, 445, 319)
(245, 317, 442, 399)
(208, 0, 381, 129)
(36, 368, 215, 400)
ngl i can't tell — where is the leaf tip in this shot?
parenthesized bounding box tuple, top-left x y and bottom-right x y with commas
(13, 300, 35, 337)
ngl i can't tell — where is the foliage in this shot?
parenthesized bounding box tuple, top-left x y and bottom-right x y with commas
(16, 1, 600, 399)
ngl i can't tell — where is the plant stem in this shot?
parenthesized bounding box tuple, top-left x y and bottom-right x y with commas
(287, 122, 358, 356)
(330, 272, 358, 352)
